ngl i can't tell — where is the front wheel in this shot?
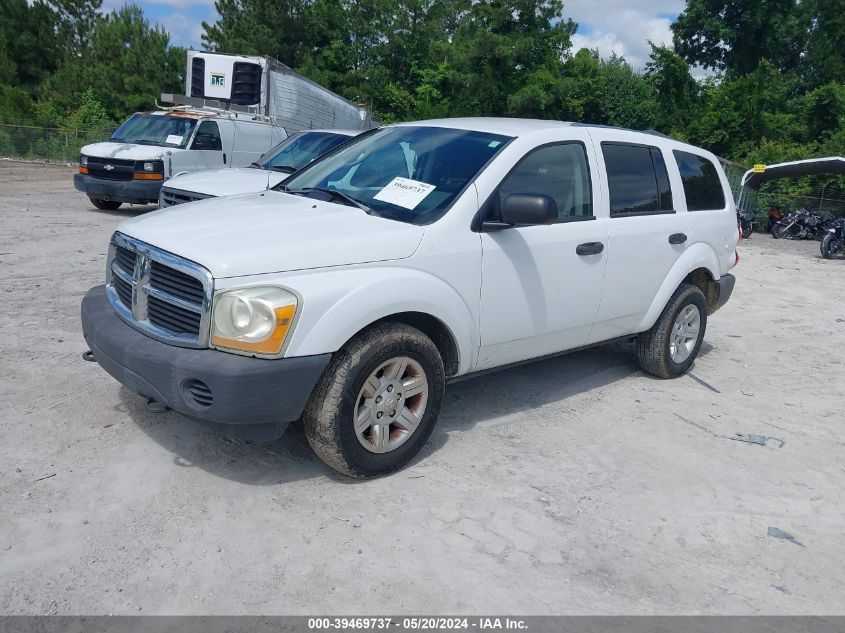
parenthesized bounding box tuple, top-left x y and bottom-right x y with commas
(303, 322, 446, 478)
(636, 284, 708, 379)
(741, 223, 754, 239)
(772, 223, 787, 239)
(821, 233, 842, 259)
(89, 197, 122, 211)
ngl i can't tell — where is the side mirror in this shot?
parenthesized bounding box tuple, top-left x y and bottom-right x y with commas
(485, 193, 557, 230)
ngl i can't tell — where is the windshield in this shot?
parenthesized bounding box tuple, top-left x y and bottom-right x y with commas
(110, 113, 199, 148)
(278, 126, 511, 224)
(259, 131, 354, 173)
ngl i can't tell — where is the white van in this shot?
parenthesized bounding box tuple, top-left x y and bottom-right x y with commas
(82, 118, 739, 477)
(74, 109, 286, 210)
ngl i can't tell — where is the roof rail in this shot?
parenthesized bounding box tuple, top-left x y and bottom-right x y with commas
(158, 93, 275, 124)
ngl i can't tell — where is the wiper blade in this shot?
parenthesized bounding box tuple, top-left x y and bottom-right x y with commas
(132, 139, 164, 146)
(270, 164, 298, 174)
(292, 187, 374, 214)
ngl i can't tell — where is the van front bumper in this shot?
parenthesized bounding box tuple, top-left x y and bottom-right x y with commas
(74, 173, 162, 205)
(81, 285, 331, 439)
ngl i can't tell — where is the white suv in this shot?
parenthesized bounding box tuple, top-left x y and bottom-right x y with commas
(81, 118, 739, 477)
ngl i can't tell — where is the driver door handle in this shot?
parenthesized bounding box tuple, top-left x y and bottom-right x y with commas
(669, 233, 688, 245)
(576, 242, 604, 256)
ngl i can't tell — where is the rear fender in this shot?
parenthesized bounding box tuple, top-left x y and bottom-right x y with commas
(636, 243, 720, 332)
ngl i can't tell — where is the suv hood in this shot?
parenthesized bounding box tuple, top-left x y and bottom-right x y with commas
(164, 168, 287, 198)
(118, 190, 425, 278)
(81, 141, 169, 161)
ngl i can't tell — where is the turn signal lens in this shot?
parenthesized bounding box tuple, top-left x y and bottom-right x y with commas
(133, 172, 164, 180)
(211, 287, 298, 357)
(79, 166, 89, 175)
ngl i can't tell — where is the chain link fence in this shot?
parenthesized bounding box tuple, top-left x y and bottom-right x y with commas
(0, 123, 112, 164)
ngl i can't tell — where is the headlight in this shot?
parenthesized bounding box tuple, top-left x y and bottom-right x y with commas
(133, 159, 164, 180)
(211, 286, 298, 356)
(80, 155, 88, 166)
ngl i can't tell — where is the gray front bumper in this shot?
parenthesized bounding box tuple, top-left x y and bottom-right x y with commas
(74, 173, 162, 204)
(81, 285, 331, 439)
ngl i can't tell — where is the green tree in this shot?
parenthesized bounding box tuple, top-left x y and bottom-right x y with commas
(645, 43, 698, 133)
(600, 54, 658, 130)
(43, 5, 184, 120)
(802, 0, 845, 87)
(202, 0, 309, 66)
(672, 0, 804, 76)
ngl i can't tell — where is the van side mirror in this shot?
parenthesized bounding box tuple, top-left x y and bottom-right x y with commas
(481, 193, 557, 231)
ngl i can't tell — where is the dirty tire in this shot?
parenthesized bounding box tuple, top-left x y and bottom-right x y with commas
(636, 283, 708, 379)
(303, 322, 445, 478)
(89, 197, 122, 211)
(820, 233, 841, 259)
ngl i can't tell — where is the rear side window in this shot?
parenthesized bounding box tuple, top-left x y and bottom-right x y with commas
(674, 150, 726, 211)
(497, 142, 593, 222)
(602, 143, 673, 216)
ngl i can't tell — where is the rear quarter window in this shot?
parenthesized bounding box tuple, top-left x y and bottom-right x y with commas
(673, 150, 726, 211)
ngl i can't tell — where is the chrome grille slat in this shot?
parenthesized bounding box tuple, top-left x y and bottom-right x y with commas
(159, 187, 213, 208)
(149, 261, 204, 303)
(114, 246, 136, 275)
(112, 275, 132, 308)
(105, 233, 213, 348)
(148, 297, 201, 334)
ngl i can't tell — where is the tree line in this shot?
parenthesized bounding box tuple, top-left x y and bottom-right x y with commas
(1, 0, 844, 187)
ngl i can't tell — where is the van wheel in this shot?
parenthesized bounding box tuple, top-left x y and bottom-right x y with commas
(89, 197, 122, 211)
(303, 322, 446, 478)
(636, 283, 708, 379)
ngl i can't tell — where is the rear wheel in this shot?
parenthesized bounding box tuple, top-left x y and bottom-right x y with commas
(821, 233, 842, 259)
(303, 322, 446, 478)
(741, 223, 753, 239)
(636, 284, 708, 379)
(89, 197, 122, 211)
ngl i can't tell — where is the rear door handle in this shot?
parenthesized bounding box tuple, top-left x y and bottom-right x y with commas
(576, 242, 604, 256)
(669, 233, 688, 245)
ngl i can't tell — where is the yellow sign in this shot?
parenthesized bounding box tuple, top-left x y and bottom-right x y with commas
(753, 164, 766, 173)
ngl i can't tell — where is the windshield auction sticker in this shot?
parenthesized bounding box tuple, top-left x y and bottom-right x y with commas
(374, 177, 436, 210)
(165, 134, 183, 145)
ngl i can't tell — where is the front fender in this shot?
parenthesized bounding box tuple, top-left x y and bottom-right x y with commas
(240, 266, 479, 375)
(636, 242, 720, 332)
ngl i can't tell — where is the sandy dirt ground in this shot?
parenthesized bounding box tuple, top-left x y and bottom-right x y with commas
(0, 161, 844, 616)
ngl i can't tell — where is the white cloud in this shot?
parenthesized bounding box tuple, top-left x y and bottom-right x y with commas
(154, 11, 207, 48)
(565, 0, 682, 70)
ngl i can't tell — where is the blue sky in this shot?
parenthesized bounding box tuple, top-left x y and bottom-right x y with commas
(113, 0, 683, 71)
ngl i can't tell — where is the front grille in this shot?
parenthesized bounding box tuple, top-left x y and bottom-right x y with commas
(150, 261, 204, 304)
(148, 296, 201, 335)
(159, 187, 213, 208)
(114, 245, 136, 276)
(87, 157, 134, 181)
(112, 274, 132, 308)
(105, 233, 212, 347)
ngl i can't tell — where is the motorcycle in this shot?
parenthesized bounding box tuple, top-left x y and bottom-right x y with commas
(767, 208, 783, 232)
(820, 217, 845, 259)
(737, 208, 755, 238)
(771, 208, 835, 240)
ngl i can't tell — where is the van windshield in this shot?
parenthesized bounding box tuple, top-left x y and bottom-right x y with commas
(277, 126, 511, 224)
(110, 114, 199, 148)
(258, 131, 354, 173)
